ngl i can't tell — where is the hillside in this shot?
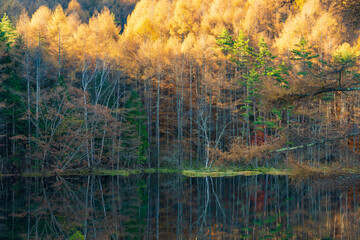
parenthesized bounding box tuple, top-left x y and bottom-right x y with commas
(0, 0, 359, 172)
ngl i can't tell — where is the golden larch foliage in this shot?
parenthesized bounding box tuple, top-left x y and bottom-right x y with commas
(294, 0, 307, 11)
(47, 5, 77, 57)
(275, 0, 342, 55)
(67, 0, 81, 13)
(169, 0, 201, 39)
(28, 5, 51, 47)
(88, 7, 121, 59)
(16, 10, 30, 41)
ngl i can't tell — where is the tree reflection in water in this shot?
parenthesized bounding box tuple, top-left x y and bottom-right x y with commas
(1, 174, 360, 239)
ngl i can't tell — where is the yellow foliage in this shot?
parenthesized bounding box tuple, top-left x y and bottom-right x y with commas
(169, 0, 201, 38)
(153, 0, 172, 38)
(15, 0, 354, 86)
(180, 33, 196, 53)
(134, 17, 158, 40)
(87, 7, 121, 58)
(16, 11, 30, 41)
(67, 0, 81, 13)
(309, 12, 340, 53)
(165, 36, 181, 56)
(275, 0, 343, 55)
(71, 23, 91, 62)
(332, 43, 357, 63)
(47, 5, 67, 38)
(294, 0, 307, 11)
(355, 36, 360, 54)
(28, 5, 51, 46)
(47, 5, 76, 56)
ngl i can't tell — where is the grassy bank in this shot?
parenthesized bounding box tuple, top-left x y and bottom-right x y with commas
(181, 167, 289, 177)
(1, 165, 359, 178)
(1, 167, 289, 178)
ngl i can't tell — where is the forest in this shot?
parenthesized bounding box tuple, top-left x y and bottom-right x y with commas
(0, 0, 360, 174)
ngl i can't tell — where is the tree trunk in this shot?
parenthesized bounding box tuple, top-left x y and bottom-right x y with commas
(156, 72, 160, 168)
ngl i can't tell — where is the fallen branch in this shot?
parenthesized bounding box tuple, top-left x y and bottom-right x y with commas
(275, 132, 360, 152)
(292, 87, 360, 99)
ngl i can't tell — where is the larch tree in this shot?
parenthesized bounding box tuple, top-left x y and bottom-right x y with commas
(47, 5, 78, 79)
(28, 5, 51, 142)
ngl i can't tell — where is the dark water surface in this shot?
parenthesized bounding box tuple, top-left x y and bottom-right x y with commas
(1, 174, 360, 239)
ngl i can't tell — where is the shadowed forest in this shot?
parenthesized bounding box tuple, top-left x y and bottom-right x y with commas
(0, 0, 360, 173)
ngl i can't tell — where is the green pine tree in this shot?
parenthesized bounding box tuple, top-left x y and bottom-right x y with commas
(290, 37, 319, 76)
(123, 90, 148, 165)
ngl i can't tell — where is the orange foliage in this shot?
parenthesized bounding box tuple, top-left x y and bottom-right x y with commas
(348, 135, 360, 153)
(250, 129, 266, 146)
(211, 135, 285, 166)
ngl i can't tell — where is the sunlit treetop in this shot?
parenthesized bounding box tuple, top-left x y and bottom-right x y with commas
(0, 13, 17, 46)
(27, 5, 51, 46)
(332, 43, 357, 66)
(275, 0, 342, 55)
(88, 7, 121, 59)
(67, 0, 81, 13)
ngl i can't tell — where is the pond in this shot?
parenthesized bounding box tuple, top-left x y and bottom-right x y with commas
(1, 174, 360, 239)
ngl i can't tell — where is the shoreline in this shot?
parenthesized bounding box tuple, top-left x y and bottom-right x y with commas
(2, 166, 360, 178)
(0, 167, 289, 178)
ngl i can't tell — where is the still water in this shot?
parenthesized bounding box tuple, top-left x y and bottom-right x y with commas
(0, 174, 360, 239)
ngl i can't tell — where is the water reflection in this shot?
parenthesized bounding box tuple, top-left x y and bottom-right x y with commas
(1, 174, 360, 239)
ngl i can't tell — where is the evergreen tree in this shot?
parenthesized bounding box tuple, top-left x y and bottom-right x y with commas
(0, 14, 27, 168)
(290, 37, 319, 77)
(0, 13, 16, 47)
(123, 91, 148, 166)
